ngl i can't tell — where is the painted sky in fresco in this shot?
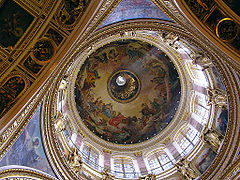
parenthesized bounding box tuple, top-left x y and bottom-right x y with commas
(0, 105, 55, 177)
(100, 0, 172, 27)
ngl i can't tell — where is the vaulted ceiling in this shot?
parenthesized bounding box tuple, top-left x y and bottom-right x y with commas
(0, 0, 240, 179)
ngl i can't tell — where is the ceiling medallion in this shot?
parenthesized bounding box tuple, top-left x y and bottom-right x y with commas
(107, 70, 141, 103)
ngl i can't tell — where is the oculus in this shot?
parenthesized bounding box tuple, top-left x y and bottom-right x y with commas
(107, 70, 141, 103)
(75, 39, 181, 144)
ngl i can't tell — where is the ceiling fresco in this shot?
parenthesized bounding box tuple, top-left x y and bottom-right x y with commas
(55, 0, 91, 29)
(99, 0, 171, 27)
(183, 0, 240, 54)
(75, 39, 181, 144)
(0, 0, 239, 179)
(0, 0, 34, 47)
(223, 0, 240, 17)
(0, 105, 55, 177)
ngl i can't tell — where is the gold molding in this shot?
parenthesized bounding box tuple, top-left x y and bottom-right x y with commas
(0, 167, 55, 180)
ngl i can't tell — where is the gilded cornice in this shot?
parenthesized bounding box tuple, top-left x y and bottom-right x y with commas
(220, 155, 240, 179)
(0, 166, 56, 180)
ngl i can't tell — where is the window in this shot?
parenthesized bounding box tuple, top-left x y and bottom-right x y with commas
(147, 151, 173, 174)
(193, 94, 210, 124)
(114, 158, 136, 179)
(185, 126, 200, 145)
(176, 126, 200, 156)
(82, 145, 99, 170)
(177, 135, 193, 155)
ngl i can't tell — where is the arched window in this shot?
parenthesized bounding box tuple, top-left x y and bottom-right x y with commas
(176, 126, 200, 156)
(113, 158, 136, 179)
(147, 150, 173, 174)
(82, 145, 99, 170)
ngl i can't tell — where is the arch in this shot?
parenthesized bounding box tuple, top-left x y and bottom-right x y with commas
(0, 165, 56, 180)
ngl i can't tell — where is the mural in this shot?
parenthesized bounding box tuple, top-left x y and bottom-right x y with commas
(210, 66, 226, 91)
(75, 39, 181, 144)
(195, 147, 217, 174)
(0, 105, 55, 177)
(0, 75, 26, 118)
(33, 39, 55, 62)
(184, 0, 214, 20)
(216, 18, 238, 41)
(24, 28, 63, 75)
(45, 28, 64, 46)
(184, 0, 240, 52)
(23, 56, 43, 74)
(56, 0, 90, 28)
(0, 0, 34, 47)
(223, 0, 240, 17)
(100, 0, 171, 27)
(215, 107, 228, 135)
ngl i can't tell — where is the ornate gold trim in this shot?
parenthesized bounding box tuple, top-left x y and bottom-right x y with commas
(0, 166, 56, 180)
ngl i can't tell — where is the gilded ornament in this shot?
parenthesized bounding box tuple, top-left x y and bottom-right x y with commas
(33, 39, 55, 63)
(175, 158, 198, 180)
(201, 126, 223, 151)
(101, 168, 115, 180)
(108, 70, 140, 103)
(139, 174, 156, 180)
(216, 18, 238, 42)
(207, 88, 227, 108)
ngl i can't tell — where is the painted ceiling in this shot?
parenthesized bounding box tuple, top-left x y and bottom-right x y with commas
(0, 0, 239, 179)
(75, 39, 181, 144)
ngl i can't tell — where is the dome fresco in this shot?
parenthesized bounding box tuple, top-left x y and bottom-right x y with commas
(74, 39, 181, 144)
(0, 0, 239, 179)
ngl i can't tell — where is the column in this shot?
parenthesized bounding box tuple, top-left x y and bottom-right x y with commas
(164, 139, 181, 161)
(134, 152, 148, 175)
(103, 149, 112, 170)
(187, 115, 203, 132)
(191, 83, 207, 95)
(62, 102, 69, 114)
(75, 134, 83, 149)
